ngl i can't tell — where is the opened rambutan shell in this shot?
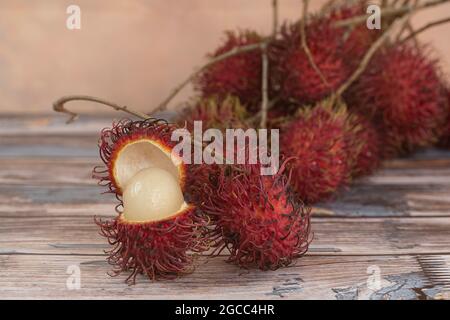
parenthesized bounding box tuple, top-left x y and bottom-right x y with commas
(280, 100, 351, 204)
(202, 160, 312, 270)
(195, 30, 263, 112)
(271, 18, 349, 105)
(346, 44, 448, 156)
(93, 119, 211, 283)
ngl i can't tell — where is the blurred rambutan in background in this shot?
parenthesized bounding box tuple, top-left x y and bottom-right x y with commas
(345, 112, 381, 178)
(346, 44, 448, 157)
(438, 88, 450, 148)
(271, 18, 349, 105)
(194, 30, 263, 112)
(178, 95, 249, 132)
(327, 1, 381, 71)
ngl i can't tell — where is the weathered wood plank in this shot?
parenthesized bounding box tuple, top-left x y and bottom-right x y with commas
(1, 215, 450, 256)
(0, 113, 176, 136)
(1, 157, 450, 217)
(0, 135, 98, 157)
(0, 254, 448, 300)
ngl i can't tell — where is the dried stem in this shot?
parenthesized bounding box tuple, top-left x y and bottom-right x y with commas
(53, 95, 149, 123)
(401, 16, 450, 43)
(272, 0, 279, 36)
(153, 42, 264, 114)
(334, 0, 450, 28)
(394, 0, 418, 42)
(336, 14, 412, 97)
(300, 0, 331, 88)
(259, 43, 269, 128)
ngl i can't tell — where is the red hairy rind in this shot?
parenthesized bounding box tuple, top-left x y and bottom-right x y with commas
(345, 112, 381, 178)
(95, 206, 210, 284)
(271, 18, 349, 105)
(438, 89, 450, 148)
(346, 44, 448, 157)
(92, 118, 187, 196)
(178, 95, 249, 132)
(195, 30, 263, 112)
(202, 160, 312, 270)
(281, 101, 351, 204)
(328, 1, 381, 71)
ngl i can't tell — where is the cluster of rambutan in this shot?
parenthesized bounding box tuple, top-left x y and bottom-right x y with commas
(190, 0, 449, 200)
(92, 0, 450, 284)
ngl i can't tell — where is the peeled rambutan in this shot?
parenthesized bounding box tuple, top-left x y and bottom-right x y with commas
(195, 30, 263, 111)
(93, 119, 210, 284)
(272, 17, 349, 105)
(178, 95, 249, 132)
(202, 160, 312, 270)
(345, 112, 381, 178)
(280, 100, 351, 204)
(347, 44, 448, 156)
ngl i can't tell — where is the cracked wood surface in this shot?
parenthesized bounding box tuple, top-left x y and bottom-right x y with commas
(0, 115, 450, 299)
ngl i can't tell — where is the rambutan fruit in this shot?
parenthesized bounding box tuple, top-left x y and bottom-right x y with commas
(195, 30, 263, 111)
(328, 1, 381, 70)
(280, 100, 351, 204)
(438, 89, 450, 148)
(202, 160, 312, 270)
(345, 112, 381, 178)
(178, 95, 249, 132)
(93, 119, 210, 284)
(347, 44, 448, 156)
(272, 17, 349, 105)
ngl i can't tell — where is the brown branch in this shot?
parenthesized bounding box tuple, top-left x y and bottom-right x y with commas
(53, 95, 149, 123)
(401, 16, 450, 43)
(336, 14, 412, 97)
(394, 0, 418, 42)
(259, 43, 269, 128)
(334, 0, 450, 28)
(259, 0, 278, 128)
(300, 0, 330, 88)
(153, 42, 265, 114)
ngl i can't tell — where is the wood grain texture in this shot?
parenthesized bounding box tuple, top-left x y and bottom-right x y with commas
(1, 115, 450, 299)
(2, 215, 450, 255)
(0, 254, 448, 300)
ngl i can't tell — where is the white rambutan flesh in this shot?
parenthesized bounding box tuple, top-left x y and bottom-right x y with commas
(122, 167, 187, 223)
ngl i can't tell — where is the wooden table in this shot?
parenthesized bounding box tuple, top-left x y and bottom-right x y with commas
(1, 114, 450, 300)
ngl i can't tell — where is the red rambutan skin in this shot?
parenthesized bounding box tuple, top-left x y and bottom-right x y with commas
(272, 18, 349, 105)
(202, 161, 312, 270)
(95, 206, 210, 284)
(328, 1, 381, 70)
(346, 45, 448, 156)
(438, 89, 450, 148)
(93, 119, 189, 196)
(195, 30, 263, 111)
(178, 95, 249, 132)
(281, 101, 350, 204)
(346, 113, 381, 178)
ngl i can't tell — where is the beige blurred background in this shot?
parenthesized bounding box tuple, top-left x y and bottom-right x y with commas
(1, 0, 449, 115)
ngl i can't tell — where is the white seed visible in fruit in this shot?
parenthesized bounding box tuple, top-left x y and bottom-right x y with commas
(122, 167, 185, 222)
